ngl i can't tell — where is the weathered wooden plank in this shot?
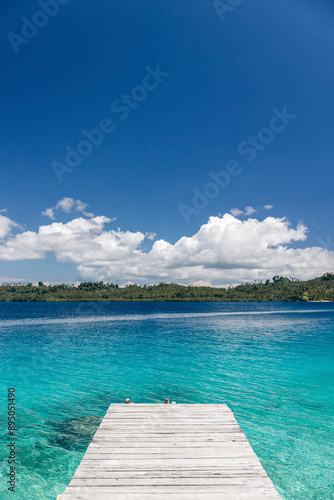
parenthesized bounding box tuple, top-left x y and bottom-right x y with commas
(105, 407, 232, 413)
(91, 437, 245, 444)
(72, 468, 267, 479)
(84, 450, 255, 458)
(93, 430, 242, 436)
(83, 442, 257, 456)
(84, 452, 258, 460)
(104, 413, 234, 416)
(105, 408, 233, 414)
(78, 457, 263, 469)
(68, 477, 274, 487)
(59, 403, 282, 500)
(102, 417, 237, 422)
(61, 493, 281, 500)
(90, 436, 248, 445)
(63, 485, 279, 493)
(95, 426, 241, 432)
(107, 404, 230, 407)
(95, 425, 241, 431)
(97, 420, 239, 425)
(86, 444, 252, 453)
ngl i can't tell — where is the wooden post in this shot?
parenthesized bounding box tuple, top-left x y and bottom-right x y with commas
(164, 398, 169, 404)
(125, 398, 130, 404)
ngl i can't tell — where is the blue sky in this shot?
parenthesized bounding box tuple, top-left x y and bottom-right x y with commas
(0, 0, 334, 284)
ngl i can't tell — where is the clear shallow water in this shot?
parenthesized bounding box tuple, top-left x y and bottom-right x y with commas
(0, 301, 333, 500)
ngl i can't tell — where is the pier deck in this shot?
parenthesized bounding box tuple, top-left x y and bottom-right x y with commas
(59, 403, 282, 499)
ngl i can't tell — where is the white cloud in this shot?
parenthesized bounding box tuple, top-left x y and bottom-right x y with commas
(42, 197, 95, 220)
(42, 208, 55, 220)
(264, 204, 273, 210)
(0, 211, 333, 284)
(0, 214, 18, 239)
(145, 232, 156, 240)
(230, 206, 256, 217)
(244, 206, 256, 215)
(191, 280, 212, 287)
(230, 208, 243, 217)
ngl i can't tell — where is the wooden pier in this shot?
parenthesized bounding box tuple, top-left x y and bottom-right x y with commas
(58, 403, 282, 499)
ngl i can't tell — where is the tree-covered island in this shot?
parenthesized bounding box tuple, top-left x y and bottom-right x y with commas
(1, 273, 334, 302)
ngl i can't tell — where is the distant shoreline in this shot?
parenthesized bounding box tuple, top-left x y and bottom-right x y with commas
(0, 298, 309, 302)
(1, 274, 334, 302)
(2, 298, 331, 303)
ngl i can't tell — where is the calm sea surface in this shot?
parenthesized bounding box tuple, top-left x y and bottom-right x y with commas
(0, 302, 333, 499)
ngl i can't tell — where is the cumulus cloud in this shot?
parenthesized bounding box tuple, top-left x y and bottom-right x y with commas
(264, 204, 273, 210)
(42, 208, 55, 219)
(244, 206, 256, 215)
(230, 206, 256, 217)
(42, 197, 95, 220)
(0, 216, 143, 262)
(0, 214, 18, 239)
(145, 232, 156, 240)
(0, 211, 333, 284)
(230, 208, 243, 217)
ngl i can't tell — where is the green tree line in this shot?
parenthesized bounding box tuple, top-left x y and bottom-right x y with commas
(1, 273, 334, 302)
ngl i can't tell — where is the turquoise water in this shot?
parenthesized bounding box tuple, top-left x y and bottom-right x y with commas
(0, 301, 334, 499)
